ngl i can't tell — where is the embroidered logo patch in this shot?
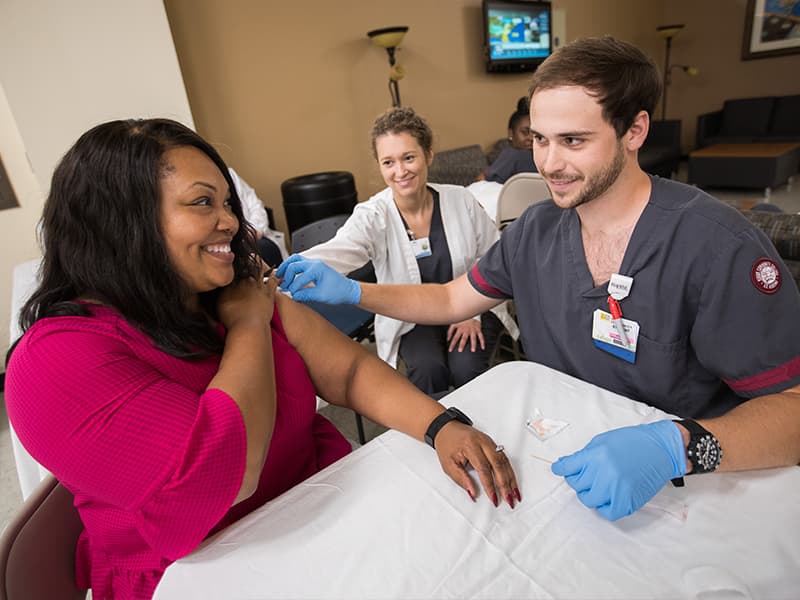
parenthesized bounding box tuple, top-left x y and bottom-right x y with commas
(751, 258, 781, 294)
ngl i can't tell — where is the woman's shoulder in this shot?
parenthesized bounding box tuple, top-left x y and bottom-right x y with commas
(432, 183, 486, 215)
(18, 305, 147, 354)
(429, 182, 477, 201)
(349, 189, 397, 227)
(429, 182, 464, 193)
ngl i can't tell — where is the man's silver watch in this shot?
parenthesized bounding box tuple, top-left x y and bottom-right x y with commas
(671, 419, 723, 487)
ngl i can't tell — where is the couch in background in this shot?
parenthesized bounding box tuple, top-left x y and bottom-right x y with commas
(429, 119, 682, 186)
(741, 209, 800, 289)
(696, 95, 800, 148)
(425, 151, 800, 287)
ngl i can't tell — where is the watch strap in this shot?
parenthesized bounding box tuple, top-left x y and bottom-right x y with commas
(672, 418, 722, 477)
(424, 407, 473, 449)
(674, 418, 710, 438)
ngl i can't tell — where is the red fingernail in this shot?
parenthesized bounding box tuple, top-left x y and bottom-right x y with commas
(506, 493, 515, 509)
(467, 489, 476, 502)
(514, 487, 522, 502)
(491, 491, 498, 507)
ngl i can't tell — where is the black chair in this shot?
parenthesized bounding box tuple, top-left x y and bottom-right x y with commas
(639, 119, 681, 178)
(290, 215, 376, 444)
(281, 172, 357, 235)
(0, 475, 87, 600)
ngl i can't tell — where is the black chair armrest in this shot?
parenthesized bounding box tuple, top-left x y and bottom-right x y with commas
(696, 110, 723, 148)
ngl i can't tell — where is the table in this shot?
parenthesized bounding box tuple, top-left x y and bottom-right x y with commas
(155, 361, 800, 599)
(688, 142, 800, 197)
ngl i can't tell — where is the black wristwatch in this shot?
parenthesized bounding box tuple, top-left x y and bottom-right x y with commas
(671, 418, 723, 487)
(424, 407, 473, 449)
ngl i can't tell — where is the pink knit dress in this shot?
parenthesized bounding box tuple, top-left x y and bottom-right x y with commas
(5, 304, 351, 599)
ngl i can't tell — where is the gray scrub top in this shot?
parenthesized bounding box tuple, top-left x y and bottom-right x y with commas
(469, 176, 800, 418)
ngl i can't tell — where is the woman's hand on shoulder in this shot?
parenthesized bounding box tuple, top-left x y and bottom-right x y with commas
(217, 266, 277, 331)
(435, 422, 521, 508)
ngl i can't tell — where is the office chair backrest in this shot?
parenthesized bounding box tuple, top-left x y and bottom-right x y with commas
(291, 213, 376, 283)
(496, 172, 551, 229)
(291, 214, 350, 253)
(0, 475, 86, 600)
(287, 215, 375, 445)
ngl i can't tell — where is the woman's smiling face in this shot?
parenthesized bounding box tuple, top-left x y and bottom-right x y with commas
(375, 131, 433, 201)
(159, 145, 240, 296)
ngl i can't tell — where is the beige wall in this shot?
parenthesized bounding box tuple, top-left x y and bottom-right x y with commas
(165, 0, 799, 227)
(1, 0, 797, 365)
(662, 0, 800, 152)
(0, 0, 194, 359)
(163, 0, 664, 235)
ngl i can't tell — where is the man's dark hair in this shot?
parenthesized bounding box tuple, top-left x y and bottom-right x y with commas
(528, 36, 662, 137)
(19, 118, 260, 358)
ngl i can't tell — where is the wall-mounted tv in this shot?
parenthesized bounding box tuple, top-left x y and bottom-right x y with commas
(482, 0, 552, 74)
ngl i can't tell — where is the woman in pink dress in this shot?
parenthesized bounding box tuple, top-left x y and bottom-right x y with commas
(5, 119, 520, 599)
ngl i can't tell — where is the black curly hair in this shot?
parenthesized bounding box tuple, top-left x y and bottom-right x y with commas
(18, 118, 261, 358)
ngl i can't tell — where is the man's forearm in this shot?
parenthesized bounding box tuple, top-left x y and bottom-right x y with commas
(690, 386, 800, 472)
(357, 274, 501, 325)
(357, 281, 466, 324)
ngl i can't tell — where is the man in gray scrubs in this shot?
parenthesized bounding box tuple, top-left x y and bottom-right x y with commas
(277, 36, 800, 521)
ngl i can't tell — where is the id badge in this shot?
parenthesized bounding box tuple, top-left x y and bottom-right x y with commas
(410, 237, 432, 258)
(592, 309, 639, 363)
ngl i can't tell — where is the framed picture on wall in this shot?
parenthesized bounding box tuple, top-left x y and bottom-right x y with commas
(742, 0, 800, 59)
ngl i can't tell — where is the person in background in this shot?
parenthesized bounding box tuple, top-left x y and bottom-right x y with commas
(277, 37, 800, 522)
(482, 96, 538, 184)
(5, 118, 519, 599)
(297, 107, 517, 398)
(228, 167, 288, 267)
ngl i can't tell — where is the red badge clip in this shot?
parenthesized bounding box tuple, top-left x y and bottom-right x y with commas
(607, 296, 631, 349)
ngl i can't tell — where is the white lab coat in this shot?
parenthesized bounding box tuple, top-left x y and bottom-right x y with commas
(302, 183, 519, 366)
(229, 168, 288, 259)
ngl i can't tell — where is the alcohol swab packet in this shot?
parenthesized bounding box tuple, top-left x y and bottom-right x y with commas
(525, 408, 570, 441)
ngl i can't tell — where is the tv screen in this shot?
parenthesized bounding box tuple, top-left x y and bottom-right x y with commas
(482, 0, 552, 73)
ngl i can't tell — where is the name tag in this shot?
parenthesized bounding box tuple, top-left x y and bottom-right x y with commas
(410, 237, 432, 258)
(592, 309, 639, 363)
(608, 273, 633, 300)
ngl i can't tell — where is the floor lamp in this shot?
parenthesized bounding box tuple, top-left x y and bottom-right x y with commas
(656, 24, 698, 120)
(367, 26, 409, 108)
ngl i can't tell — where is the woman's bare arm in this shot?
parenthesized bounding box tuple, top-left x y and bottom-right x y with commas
(210, 277, 278, 503)
(276, 291, 520, 506)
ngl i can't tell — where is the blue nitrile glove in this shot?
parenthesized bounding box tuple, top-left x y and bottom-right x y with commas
(275, 255, 361, 305)
(551, 420, 686, 521)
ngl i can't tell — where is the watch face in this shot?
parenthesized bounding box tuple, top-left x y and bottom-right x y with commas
(448, 407, 473, 426)
(689, 434, 722, 472)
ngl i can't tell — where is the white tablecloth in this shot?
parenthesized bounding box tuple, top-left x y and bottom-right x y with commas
(155, 361, 800, 599)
